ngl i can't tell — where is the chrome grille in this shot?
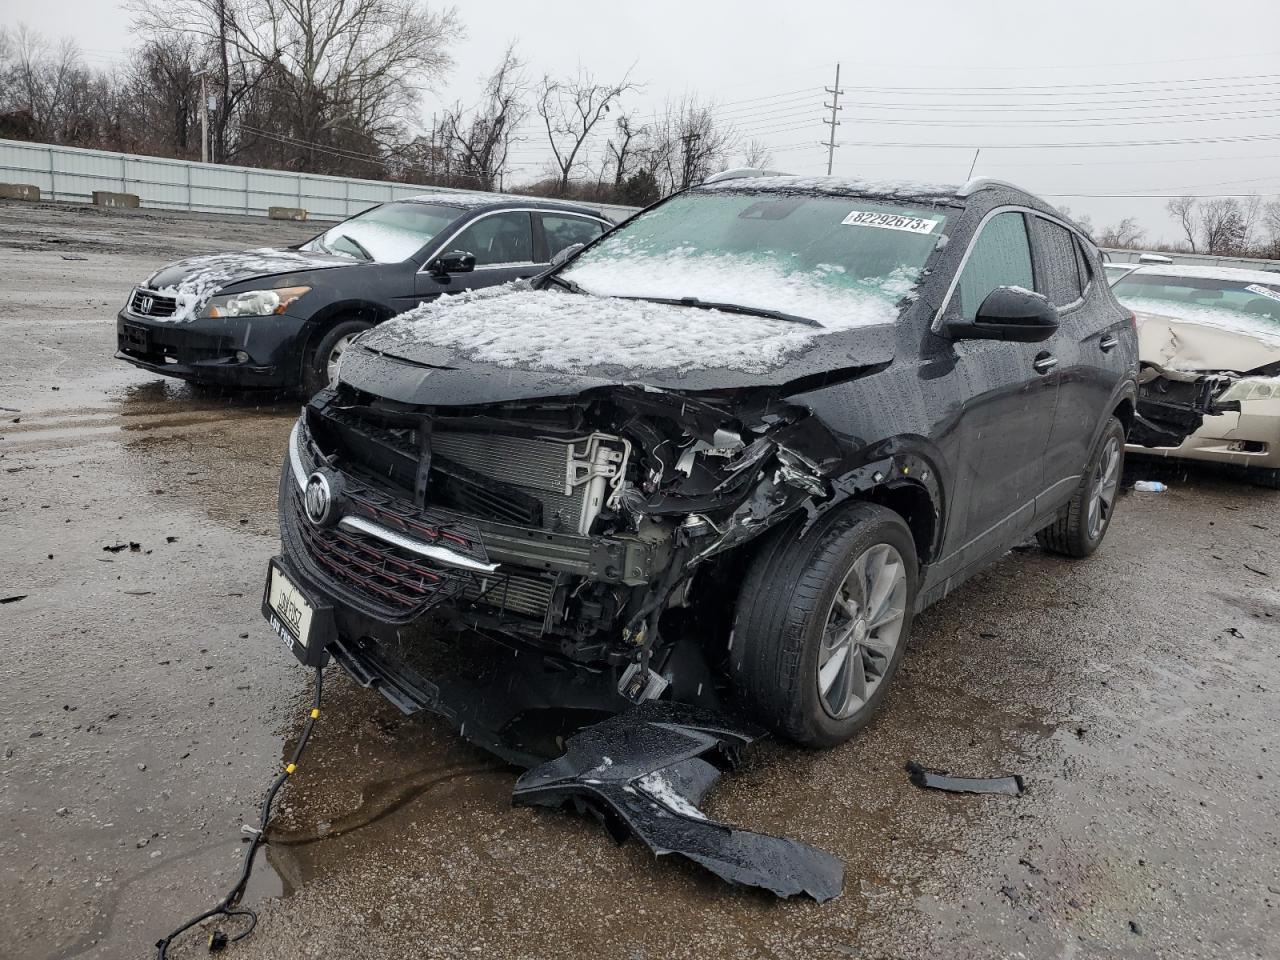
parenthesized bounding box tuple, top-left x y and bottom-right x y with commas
(130, 288, 178, 318)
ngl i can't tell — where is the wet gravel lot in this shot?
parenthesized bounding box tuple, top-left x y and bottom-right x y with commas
(1, 199, 1277, 960)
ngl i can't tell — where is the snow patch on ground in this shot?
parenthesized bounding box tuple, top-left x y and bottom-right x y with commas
(142, 248, 353, 323)
(382, 278, 901, 375)
(635, 770, 706, 820)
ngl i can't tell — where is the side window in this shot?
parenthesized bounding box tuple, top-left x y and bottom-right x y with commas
(1031, 216, 1083, 307)
(1072, 235, 1095, 294)
(542, 214, 605, 260)
(956, 212, 1034, 321)
(449, 212, 534, 267)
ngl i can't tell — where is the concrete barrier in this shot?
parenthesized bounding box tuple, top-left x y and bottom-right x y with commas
(0, 182, 40, 200)
(92, 190, 140, 208)
(269, 206, 308, 221)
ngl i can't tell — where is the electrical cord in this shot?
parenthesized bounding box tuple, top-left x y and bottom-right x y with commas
(155, 665, 325, 958)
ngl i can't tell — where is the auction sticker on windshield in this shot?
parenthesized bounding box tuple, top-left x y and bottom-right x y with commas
(841, 211, 940, 234)
(1245, 283, 1280, 303)
(267, 564, 314, 651)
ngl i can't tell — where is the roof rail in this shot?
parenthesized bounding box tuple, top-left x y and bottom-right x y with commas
(956, 177, 1027, 197)
(703, 167, 791, 184)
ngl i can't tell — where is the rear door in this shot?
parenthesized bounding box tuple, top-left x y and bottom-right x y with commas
(538, 212, 608, 263)
(1029, 217, 1130, 510)
(415, 210, 542, 301)
(944, 210, 1060, 564)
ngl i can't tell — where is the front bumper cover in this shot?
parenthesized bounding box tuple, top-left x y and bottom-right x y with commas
(115, 309, 311, 387)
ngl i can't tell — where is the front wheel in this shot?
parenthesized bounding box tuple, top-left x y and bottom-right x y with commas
(302, 319, 372, 397)
(1037, 416, 1125, 558)
(729, 502, 918, 747)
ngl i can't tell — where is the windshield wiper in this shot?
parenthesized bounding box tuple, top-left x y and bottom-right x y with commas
(618, 296, 823, 329)
(546, 274, 589, 295)
(337, 233, 373, 261)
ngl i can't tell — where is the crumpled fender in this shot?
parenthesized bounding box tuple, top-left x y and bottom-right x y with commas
(512, 701, 844, 902)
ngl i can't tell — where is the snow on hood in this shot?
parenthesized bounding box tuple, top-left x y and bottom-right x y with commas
(141, 247, 356, 323)
(1133, 303, 1280, 374)
(377, 278, 902, 376)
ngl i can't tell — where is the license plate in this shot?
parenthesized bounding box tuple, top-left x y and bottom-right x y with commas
(122, 322, 150, 351)
(267, 565, 314, 653)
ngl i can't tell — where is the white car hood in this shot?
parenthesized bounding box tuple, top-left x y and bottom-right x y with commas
(1136, 310, 1280, 374)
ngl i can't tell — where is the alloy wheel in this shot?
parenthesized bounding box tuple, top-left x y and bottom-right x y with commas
(326, 334, 355, 384)
(1087, 436, 1121, 540)
(817, 543, 908, 720)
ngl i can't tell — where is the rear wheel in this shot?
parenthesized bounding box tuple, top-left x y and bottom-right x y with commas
(1248, 467, 1280, 490)
(729, 502, 918, 747)
(1037, 416, 1125, 558)
(302, 319, 372, 396)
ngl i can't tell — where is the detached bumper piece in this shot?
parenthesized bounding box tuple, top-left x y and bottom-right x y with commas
(513, 702, 844, 903)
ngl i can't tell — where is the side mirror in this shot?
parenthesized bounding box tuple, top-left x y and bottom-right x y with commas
(430, 250, 476, 276)
(549, 242, 585, 267)
(945, 286, 1060, 343)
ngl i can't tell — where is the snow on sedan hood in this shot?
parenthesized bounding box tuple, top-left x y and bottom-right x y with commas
(375, 279, 902, 376)
(1132, 302, 1280, 374)
(141, 247, 356, 323)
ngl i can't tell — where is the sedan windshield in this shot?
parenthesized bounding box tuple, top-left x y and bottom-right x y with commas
(1113, 271, 1280, 329)
(560, 190, 946, 328)
(305, 202, 461, 263)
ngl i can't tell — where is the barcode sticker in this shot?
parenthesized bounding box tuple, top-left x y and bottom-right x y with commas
(1245, 283, 1280, 303)
(841, 211, 940, 234)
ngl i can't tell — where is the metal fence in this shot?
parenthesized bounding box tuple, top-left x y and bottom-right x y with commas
(1101, 246, 1280, 273)
(0, 137, 637, 222)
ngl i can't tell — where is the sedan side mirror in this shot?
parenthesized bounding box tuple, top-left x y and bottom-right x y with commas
(944, 286, 1060, 343)
(549, 242, 585, 267)
(430, 250, 476, 276)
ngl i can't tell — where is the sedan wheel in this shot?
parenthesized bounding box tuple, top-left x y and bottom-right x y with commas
(326, 333, 356, 385)
(817, 543, 908, 720)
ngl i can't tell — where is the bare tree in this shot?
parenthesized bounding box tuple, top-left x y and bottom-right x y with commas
(438, 45, 526, 191)
(536, 68, 636, 192)
(1166, 195, 1198, 252)
(1240, 192, 1263, 249)
(1054, 204, 1093, 237)
(1097, 217, 1145, 249)
(1199, 198, 1246, 254)
(606, 113, 644, 187)
(741, 138, 773, 169)
(1, 25, 89, 142)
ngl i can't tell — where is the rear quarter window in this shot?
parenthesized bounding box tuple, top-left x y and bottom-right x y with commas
(1032, 217, 1084, 307)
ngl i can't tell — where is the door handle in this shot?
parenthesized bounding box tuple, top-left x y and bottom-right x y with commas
(1032, 353, 1058, 374)
(1099, 334, 1118, 352)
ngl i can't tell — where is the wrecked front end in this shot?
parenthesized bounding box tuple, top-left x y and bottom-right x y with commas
(270, 373, 866, 729)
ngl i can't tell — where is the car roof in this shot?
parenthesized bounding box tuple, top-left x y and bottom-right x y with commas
(400, 191, 604, 217)
(1123, 263, 1280, 286)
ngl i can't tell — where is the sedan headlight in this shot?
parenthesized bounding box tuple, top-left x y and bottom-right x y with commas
(201, 285, 310, 319)
(1219, 377, 1279, 403)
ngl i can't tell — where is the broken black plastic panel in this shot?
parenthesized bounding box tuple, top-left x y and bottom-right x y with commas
(905, 761, 1025, 796)
(514, 702, 845, 903)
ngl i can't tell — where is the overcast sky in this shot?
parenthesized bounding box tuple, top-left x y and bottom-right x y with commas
(11, 0, 1280, 241)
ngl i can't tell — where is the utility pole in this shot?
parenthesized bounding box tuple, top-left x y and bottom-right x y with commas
(822, 62, 843, 175)
(197, 70, 210, 164)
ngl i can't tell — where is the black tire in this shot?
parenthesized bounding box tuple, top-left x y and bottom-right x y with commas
(301, 319, 372, 397)
(729, 502, 918, 748)
(1037, 416, 1126, 558)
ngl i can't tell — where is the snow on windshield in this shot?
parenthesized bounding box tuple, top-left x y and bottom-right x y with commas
(144, 248, 353, 323)
(1124, 296, 1280, 349)
(380, 282, 898, 375)
(700, 175, 960, 200)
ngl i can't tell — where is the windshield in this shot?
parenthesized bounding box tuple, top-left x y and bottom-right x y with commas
(560, 191, 946, 327)
(304, 202, 461, 263)
(1113, 272, 1280, 330)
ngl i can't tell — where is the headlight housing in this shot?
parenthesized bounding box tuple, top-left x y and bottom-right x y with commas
(201, 285, 310, 319)
(1219, 377, 1280, 403)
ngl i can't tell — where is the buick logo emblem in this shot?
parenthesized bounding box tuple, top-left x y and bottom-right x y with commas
(138, 295, 154, 314)
(304, 471, 338, 526)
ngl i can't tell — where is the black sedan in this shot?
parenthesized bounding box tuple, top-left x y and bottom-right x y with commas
(115, 194, 614, 394)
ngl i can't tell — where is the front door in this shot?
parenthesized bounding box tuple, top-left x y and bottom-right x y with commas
(415, 211, 545, 303)
(944, 211, 1060, 567)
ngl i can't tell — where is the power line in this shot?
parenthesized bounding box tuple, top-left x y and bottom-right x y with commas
(834, 71, 1280, 93)
(826, 132, 1280, 150)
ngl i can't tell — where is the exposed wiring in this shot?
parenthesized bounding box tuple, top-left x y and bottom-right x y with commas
(155, 666, 325, 958)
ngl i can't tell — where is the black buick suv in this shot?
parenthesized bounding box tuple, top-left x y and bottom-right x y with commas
(262, 173, 1228, 755)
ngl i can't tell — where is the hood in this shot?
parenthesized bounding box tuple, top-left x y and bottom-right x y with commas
(343, 285, 898, 405)
(1136, 309, 1280, 375)
(143, 247, 357, 322)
